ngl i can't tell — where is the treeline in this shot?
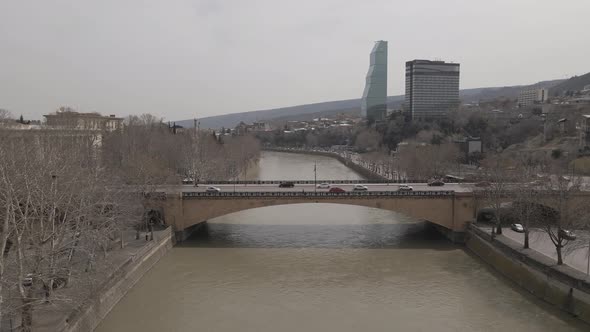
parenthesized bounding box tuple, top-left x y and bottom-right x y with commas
(0, 114, 259, 330)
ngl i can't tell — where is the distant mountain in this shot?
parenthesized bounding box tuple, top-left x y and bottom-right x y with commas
(176, 77, 574, 129)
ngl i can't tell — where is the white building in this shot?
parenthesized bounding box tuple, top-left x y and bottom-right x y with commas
(518, 88, 549, 108)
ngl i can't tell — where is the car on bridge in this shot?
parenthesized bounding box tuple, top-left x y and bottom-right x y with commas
(427, 180, 445, 187)
(474, 181, 491, 188)
(328, 187, 345, 193)
(352, 184, 368, 191)
(397, 184, 413, 191)
(316, 183, 331, 189)
(206, 186, 221, 193)
(279, 182, 295, 188)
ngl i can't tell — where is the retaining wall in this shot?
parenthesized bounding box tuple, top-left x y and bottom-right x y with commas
(60, 228, 174, 332)
(467, 224, 590, 324)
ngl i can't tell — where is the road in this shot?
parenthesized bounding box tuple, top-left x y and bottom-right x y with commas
(172, 182, 475, 193)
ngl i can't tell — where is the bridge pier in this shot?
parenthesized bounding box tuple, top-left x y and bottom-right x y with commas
(175, 221, 207, 243)
(426, 222, 467, 244)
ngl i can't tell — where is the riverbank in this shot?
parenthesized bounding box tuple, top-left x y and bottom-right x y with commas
(25, 228, 174, 332)
(466, 224, 590, 324)
(263, 147, 387, 181)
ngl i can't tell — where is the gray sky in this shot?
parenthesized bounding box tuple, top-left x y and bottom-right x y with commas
(1, 0, 589, 121)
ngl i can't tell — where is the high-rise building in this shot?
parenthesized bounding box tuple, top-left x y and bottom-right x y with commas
(405, 60, 460, 120)
(517, 88, 548, 108)
(361, 41, 388, 122)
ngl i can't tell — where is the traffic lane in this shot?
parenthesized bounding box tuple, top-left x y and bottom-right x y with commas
(179, 183, 474, 193)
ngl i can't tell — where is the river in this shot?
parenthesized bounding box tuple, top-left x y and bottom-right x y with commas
(97, 151, 586, 331)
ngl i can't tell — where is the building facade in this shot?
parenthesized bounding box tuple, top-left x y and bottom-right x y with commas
(517, 88, 548, 108)
(361, 41, 388, 122)
(44, 109, 123, 131)
(405, 60, 460, 120)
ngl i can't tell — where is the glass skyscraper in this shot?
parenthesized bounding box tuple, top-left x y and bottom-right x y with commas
(361, 41, 388, 122)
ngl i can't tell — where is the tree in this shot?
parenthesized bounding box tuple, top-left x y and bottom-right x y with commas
(0, 109, 13, 123)
(0, 129, 143, 330)
(535, 166, 589, 265)
(512, 153, 546, 249)
(479, 154, 514, 237)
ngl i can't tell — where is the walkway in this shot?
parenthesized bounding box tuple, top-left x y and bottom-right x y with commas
(477, 224, 590, 275)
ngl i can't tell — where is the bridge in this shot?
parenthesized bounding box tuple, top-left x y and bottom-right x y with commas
(157, 181, 478, 242)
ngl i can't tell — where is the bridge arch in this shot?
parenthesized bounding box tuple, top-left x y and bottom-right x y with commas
(162, 193, 476, 240)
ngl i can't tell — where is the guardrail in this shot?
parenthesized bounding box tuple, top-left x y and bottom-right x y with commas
(182, 190, 455, 198)
(196, 180, 451, 185)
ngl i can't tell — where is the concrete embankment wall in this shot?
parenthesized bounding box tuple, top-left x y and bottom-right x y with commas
(61, 228, 174, 332)
(467, 225, 590, 324)
(263, 148, 387, 181)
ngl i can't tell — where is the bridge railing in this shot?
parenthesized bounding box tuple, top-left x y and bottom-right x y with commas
(196, 179, 465, 185)
(182, 191, 455, 198)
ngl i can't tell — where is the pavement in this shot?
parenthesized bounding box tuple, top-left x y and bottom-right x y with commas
(477, 225, 590, 275)
(171, 182, 476, 193)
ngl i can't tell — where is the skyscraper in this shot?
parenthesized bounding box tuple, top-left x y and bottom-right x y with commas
(361, 41, 388, 122)
(405, 60, 460, 120)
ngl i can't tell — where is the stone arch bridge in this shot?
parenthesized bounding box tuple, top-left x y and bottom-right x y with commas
(159, 189, 477, 242)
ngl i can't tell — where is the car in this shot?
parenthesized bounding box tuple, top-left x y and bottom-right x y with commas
(510, 223, 524, 233)
(206, 186, 221, 193)
(427, 180, 445, 187)
(316, 183, 330, 189)
(527, 180, 546, 187)
(559, 229, 577, 240)
(328, 187, 345, 193)
(474, 181, 491, 187)
(279, 182, 295, 188)
(398, 184, 413, 191)
(352, 184, 368, 191)
(22, 273, 33, 287)
(182, 178, 194, 184)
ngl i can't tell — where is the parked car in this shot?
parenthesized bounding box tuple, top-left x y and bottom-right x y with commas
(398, 184, 413, 191)
(316, 183, 331, 189)
(510, 223, 524, 233)
(559, 229, 577, 240)
(427, 180, 445, 187)
(206, 186, 221, 193)
(182, 178, 194, 184)
(329, 187, 346, 193)
(22, 273, 33, 287)
(352, 184, 368, 191)
(279, 182, 295, 188)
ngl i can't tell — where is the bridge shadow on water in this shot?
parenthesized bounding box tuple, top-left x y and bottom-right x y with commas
(180, 221, 456, 250)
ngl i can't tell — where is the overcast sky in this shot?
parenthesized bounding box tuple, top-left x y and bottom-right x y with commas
(1, 0, 589, 121)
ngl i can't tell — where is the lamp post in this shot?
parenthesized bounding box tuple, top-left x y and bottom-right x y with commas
(314, 161, 317, 193)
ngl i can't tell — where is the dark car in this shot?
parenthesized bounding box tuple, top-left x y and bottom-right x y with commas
(428, 180, 445, 187)
(279, 182, 295, 188)
(329, 187, 345, 193)
(559, 229, 576, 240)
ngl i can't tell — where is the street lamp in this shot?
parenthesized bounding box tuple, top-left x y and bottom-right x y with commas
(314, 161, 317, 193)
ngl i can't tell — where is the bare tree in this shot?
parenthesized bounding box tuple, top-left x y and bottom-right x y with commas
(535, 165, 589, 265)
(479, 154, 515, 237)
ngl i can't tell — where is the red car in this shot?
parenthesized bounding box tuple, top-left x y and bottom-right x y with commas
(328, 187, 346, 193)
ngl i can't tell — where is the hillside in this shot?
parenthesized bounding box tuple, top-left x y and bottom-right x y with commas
(549, 72, 590, 95)
(176, 78, 570, 129)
